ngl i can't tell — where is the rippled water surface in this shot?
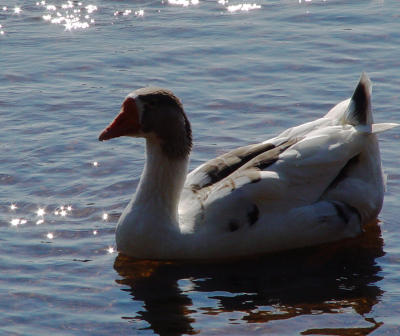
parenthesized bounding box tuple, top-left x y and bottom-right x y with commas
(1, 0, 400, 335)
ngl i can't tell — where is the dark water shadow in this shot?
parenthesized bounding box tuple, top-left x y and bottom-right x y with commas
(114, 221, 385, 336)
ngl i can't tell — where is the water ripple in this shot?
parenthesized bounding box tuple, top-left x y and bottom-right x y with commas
(1, 0, 400, 334)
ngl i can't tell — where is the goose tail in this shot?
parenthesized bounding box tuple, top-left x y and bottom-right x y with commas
(344, 72, 372, 126)
(345, 73, 399, 133)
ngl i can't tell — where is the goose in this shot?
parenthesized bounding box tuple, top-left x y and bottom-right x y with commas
(99, 73, 398, 260)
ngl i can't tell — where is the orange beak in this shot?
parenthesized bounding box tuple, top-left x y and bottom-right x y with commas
(99, 97, 140, 141)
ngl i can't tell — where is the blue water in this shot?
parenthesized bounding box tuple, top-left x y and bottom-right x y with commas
(1, 0, 400, 334)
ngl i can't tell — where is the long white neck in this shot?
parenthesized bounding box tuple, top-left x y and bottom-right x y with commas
(133, 137, 189, 225)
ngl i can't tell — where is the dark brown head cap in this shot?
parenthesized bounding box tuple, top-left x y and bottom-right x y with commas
(134, 87, 193, 160)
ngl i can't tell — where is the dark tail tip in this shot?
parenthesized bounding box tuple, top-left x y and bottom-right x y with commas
(346, 72, 372, 125)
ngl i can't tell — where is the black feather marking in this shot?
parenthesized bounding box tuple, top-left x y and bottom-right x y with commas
(191, 184, 201, 192)
(254, 156, 280, 171)
(247, 204, 259, 226)
(228, 221, 240, 232)
(327, 154, 359, 189)
(197, 142, 276, 188)
(332, 202, 361, 224)
(333, 202, 349, 223)
(349, 75, 370, 125)
(241, 138, 299, 171)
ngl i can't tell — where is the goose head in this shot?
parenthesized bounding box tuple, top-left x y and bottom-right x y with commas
(99, 87, 192, 159)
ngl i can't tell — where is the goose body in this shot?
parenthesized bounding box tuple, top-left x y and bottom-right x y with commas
(99, 73, 398, 260)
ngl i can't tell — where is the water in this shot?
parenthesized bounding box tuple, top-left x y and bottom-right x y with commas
(1, 0, 400, 334)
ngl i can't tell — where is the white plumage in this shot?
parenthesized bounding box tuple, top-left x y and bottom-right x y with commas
(99, 73, 398, 260)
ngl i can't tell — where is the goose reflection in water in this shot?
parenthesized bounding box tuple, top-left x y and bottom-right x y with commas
(114, 221, 384, 336)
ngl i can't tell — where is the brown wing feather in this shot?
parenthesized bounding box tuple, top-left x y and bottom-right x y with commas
(189, 138, 299, 192)
(190, 142, 275, 190)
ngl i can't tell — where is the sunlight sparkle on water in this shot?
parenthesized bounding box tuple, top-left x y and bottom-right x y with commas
(114, 9, 144, 17)
(85, 5, 97, 13)
(107, 246, 115, 254)
(14, 6, 22, 14)
(62, 1, 73, 9)
(167, 0, 199, 7)
(11, 219, 27, 226)
(93, 161, 98, 167)
(65, 20, 89, 30)
(10, 204, 17, 210)
(54, 205, 72, 216)
(102, 213, 108, 220)
(227, 3, 261, 12)
(37, 1, 96, 30)
(11, 219, 21, 226)
(36, 219, 44, 225)
(37, 208, 46, 216)
(47, 233, 54, 239)
(93, 230, 98, 235)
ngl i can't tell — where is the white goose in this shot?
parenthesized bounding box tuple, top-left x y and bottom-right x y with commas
(99, 73, 398, 260)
